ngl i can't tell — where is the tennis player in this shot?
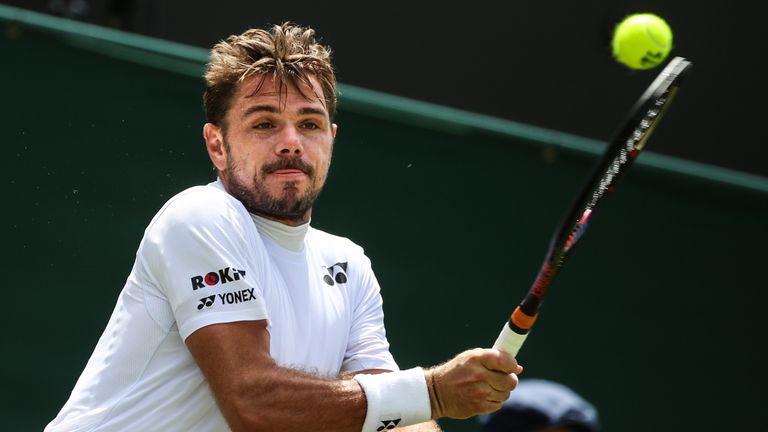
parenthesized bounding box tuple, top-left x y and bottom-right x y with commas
(44, 22, 522, 432)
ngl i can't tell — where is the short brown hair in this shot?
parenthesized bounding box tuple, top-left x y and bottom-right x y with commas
(203, 22, 337, 127)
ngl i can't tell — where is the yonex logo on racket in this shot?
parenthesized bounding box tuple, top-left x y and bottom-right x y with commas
(322, 262, 348, 286)
(190, 267, 247, 290)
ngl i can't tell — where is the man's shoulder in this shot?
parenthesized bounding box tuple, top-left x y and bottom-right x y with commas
(306, 227, 370, 262)
(148, 181, 248, 232)
(166, 181, 239, 209)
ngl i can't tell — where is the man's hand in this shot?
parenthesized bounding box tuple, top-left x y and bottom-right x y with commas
(426, 348, 523, 419)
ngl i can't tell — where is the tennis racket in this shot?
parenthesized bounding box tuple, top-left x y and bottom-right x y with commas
(493, 56, 693, 356)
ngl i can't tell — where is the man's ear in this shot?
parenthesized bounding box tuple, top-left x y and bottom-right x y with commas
(332, 123, 338, 138)
(203, 123, 227, 172)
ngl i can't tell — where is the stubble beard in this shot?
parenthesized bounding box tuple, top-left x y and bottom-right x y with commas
(224, 155, 324, 224)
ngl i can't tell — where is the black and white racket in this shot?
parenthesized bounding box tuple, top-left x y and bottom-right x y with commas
(493, 57, 693, 356)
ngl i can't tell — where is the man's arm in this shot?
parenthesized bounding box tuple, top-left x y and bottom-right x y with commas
(187, 319, 520, 431)
(187, 319, 367, 432)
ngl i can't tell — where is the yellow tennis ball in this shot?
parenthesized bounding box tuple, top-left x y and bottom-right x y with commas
(612, 13, 673, 70)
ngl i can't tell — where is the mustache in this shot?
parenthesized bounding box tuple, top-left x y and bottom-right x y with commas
(262, 157, 315, 176)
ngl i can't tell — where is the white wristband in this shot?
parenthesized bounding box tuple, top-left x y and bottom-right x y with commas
(354, 367, 431, 431)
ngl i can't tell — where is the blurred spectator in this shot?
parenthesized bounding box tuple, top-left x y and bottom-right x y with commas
(477, 378, 599, 432)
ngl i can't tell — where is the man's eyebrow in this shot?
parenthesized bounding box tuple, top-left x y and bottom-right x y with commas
(242, 105, 278, 118)
(242, 105, 327, 119)
(298, 107, 327, 116)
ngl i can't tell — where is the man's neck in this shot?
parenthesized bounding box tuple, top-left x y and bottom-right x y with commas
(250, 213, 309, 252)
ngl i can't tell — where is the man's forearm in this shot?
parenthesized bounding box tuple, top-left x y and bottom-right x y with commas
(224, 365, 439, 432)
(221, 364, 367, 431)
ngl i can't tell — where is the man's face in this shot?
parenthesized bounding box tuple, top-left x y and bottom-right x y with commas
(204, 74, 337, 225)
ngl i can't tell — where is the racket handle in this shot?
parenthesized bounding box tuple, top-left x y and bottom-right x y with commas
(492, 320, 529, 356)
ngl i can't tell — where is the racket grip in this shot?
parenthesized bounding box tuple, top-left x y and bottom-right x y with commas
(492, 320, 529, 357)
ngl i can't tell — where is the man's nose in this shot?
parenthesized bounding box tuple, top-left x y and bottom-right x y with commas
(276, 127, 303, 156)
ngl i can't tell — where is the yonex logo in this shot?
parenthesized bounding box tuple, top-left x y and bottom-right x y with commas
(219, 288, 257, 305)
(197, 295, 215, 310)
(196, 288, 257, 311)
(191, 267, 247, 290)
(322, 262, 348, 286)
(377, 419, 401, 431)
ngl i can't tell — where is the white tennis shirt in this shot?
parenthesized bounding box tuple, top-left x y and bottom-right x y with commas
(45, 180, 398, 432)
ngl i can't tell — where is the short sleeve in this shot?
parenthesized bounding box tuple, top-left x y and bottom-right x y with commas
(139, 186, 269, 340)
(341, 249, 399, 372)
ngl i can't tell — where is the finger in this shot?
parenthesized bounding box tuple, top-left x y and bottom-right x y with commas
(474, 397, 508, 416)
(479, 349, 519, 374)
(486, 388, 511, 404)
(487, 370, 518, 392)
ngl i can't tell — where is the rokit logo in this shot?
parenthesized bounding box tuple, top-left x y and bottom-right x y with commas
(191, 267, 246, 290)
(197, 288, 258, 310)
(322, 262, 348, 286)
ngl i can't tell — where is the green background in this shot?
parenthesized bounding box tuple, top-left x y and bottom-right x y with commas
(3, 7, 767, 432)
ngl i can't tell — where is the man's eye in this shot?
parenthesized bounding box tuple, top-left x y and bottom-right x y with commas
(301, 122, 319, 130)
(253, 122, 273, 129)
